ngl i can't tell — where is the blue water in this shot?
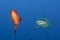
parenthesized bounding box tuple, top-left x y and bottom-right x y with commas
(0, 0, 60, 40)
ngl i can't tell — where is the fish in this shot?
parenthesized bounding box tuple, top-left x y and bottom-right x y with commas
(10, 9, 21, 36)
(33, 13, 50, 31)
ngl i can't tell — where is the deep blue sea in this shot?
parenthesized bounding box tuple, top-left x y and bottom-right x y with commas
(0, 0, 60, 40)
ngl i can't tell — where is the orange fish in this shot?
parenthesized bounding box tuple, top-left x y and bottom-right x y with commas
(10, 9, 21, 36)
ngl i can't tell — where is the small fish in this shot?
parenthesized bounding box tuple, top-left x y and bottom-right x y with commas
(10, 9, 21, 36)
(33, 13, 50, 31)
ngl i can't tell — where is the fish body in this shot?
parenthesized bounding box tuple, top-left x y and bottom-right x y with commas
(33, 18, 50, 31)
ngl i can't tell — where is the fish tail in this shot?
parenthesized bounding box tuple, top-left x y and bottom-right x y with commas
(14, 28, 17, 40)
(14, 26, 16, 35)
(14, 29, 16, 36)
(14, 25, 18, 40)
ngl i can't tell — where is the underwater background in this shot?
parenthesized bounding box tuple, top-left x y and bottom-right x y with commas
(0, 0, 60, 40)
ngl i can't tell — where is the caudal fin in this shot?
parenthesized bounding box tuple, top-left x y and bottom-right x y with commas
(14, 29, 16, 36)
(14, 29, 17, 40)
(14, 25, 18, 36)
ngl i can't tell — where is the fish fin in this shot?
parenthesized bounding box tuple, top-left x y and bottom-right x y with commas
(20, 17, 22, 21)
(14, 29, 16, 40)
(14, 26, 17, 40)
(14, 29, 16, 36)
(14, 26, 17, 36)
(12, 19, 14, 23)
